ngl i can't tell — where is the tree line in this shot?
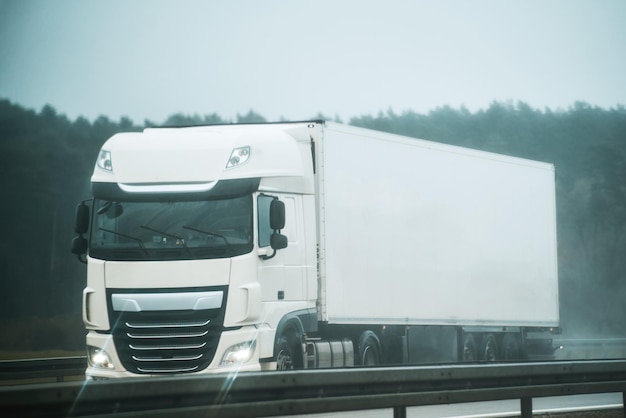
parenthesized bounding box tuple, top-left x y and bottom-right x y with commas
(0, 98, 624, 351)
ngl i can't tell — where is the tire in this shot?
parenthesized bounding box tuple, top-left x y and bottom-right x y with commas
(461, 334, 477, 362)
(275, 335, 302, 370)
(502, 334, 520, 361)
(480, 334, 498, 361)
(357, 331, 381, 366)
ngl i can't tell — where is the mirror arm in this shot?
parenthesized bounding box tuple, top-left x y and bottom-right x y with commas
(259, 249, 277, 261)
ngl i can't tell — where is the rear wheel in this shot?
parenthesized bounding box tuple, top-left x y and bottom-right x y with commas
(502, 334, 520, 360)
(357, 331, 381, 366)
(461, 334, 477, 362)
(481, 334, 498, 361)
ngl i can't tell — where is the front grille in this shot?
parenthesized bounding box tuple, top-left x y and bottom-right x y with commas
(108, 289, 226, 374)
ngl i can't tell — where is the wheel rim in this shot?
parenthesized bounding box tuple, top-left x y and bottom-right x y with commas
(463, 338, 476, 361)
(276, 349, 293, 370)
(483, 336, 497, 361)
(362, 346, 377, 366)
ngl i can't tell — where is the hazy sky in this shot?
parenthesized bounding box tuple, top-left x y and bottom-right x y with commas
(1, 0, 625, 124)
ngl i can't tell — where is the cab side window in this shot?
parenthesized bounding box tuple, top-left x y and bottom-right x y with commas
(257, 195, 273, 247)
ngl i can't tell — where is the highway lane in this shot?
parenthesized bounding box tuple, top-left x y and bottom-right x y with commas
(282, 393, 623, 417)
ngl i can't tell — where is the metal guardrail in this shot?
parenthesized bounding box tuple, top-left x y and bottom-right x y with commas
(555, 338, 626, 361)
(1, 360, 625, 418)
(0, 356, 86, 383)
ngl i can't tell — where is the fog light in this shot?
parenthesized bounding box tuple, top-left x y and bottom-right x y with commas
(220, 340, 256, 366)
(88, 346, 114, 369)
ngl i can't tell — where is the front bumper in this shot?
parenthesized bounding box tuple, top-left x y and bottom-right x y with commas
(85, 326, 266, 379)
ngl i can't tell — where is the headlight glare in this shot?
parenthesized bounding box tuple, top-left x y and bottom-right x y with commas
(220, 340, 256, 366)
(88, 346, 114, 369)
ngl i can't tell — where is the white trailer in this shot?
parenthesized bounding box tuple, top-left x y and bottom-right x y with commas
(72, 121, 559, 378)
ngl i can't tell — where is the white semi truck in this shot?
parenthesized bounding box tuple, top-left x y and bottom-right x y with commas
(72, 121, 559, 378)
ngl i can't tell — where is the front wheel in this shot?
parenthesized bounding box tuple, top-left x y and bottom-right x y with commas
(276, 336, 301, 370)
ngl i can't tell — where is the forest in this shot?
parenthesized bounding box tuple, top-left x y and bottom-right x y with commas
(0, 98, 625, 353)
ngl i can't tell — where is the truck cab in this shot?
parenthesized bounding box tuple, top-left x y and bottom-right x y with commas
(72, 123, 319, 378)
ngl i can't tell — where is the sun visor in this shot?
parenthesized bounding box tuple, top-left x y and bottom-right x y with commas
(92, 178, 260, 202)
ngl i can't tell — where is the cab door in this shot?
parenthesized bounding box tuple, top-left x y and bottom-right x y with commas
(257, 193, 306, 302)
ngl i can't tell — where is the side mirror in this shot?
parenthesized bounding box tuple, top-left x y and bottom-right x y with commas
(270, 233, 288, 250)
(75, 203, 90, 234)
(71, 236, 88, 256)
(260, 197, 288, 260)
(73, 201, 90, 263)
(269, 200, 285, 230)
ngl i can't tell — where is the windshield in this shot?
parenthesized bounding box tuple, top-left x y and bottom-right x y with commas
(89, 195, 253, 261)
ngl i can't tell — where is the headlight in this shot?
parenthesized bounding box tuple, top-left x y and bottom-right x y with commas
(88, 346, 114, 369)
(220, 340, 256, 366)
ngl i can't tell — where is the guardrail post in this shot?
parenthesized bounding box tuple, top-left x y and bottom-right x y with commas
(521, 397, 532, 418)
(393, 406, 406, 418)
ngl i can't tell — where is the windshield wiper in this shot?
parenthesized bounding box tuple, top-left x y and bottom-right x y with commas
(97, 201, 113, 215)
(98, 228, 148, 255)
(182, 225, 235, 255)
(140, 225, 192, 257)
